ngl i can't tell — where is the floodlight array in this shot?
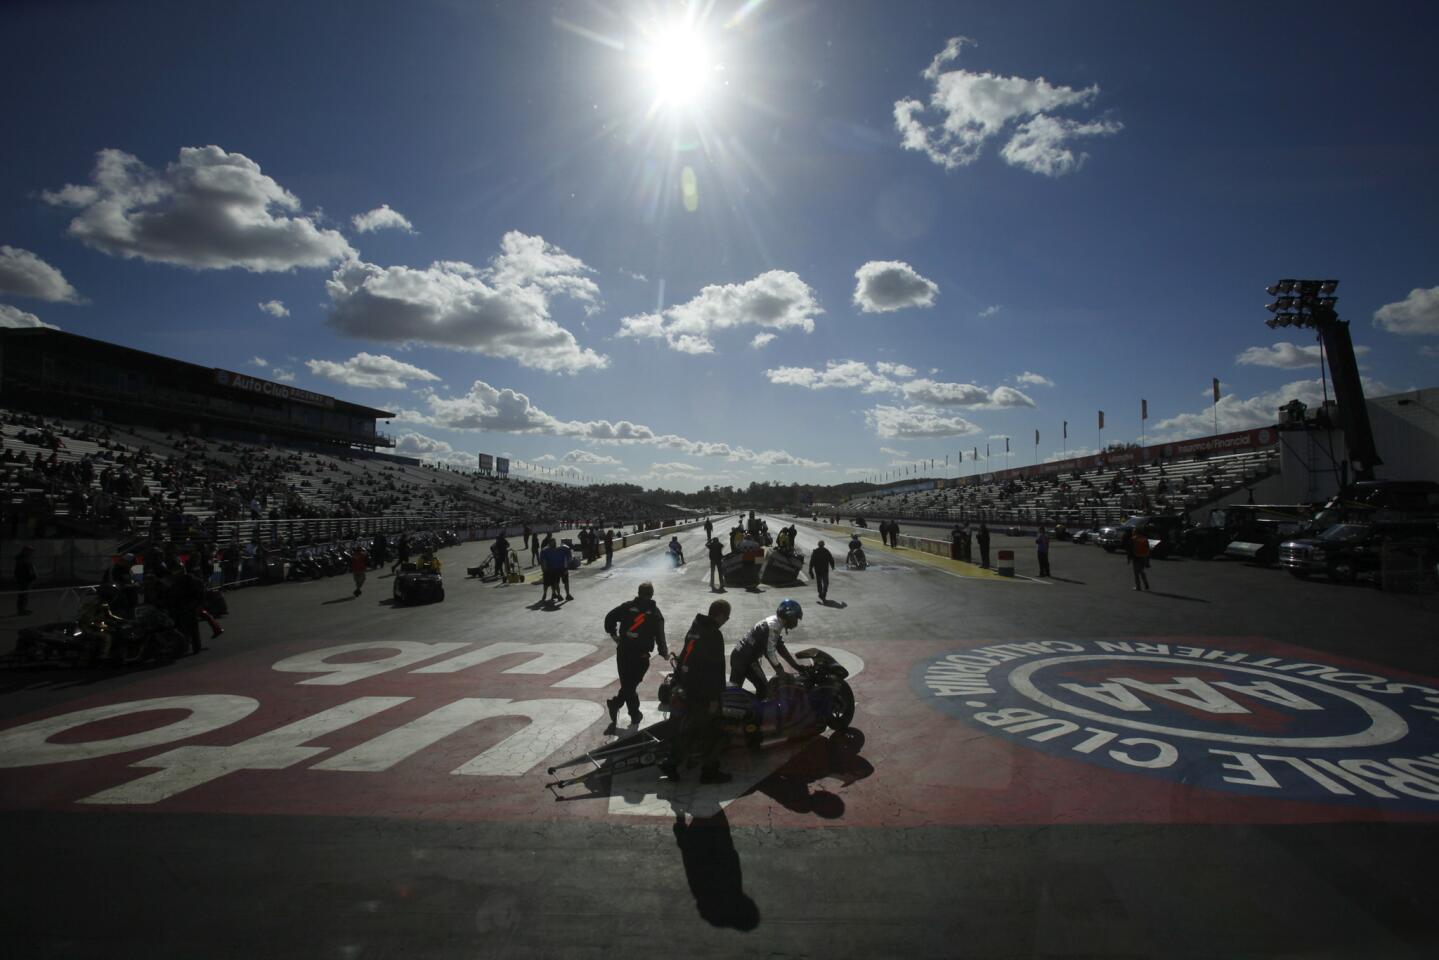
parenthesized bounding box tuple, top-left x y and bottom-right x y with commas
(1264, 278, 1340, 329)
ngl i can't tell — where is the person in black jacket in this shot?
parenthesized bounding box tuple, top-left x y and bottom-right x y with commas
(13, 546, 36, 616)
(808, 540, 835, 602)
(166, 566, 205, 654)
(707, 537, 726, 591)
(661, 598, 731, 784)
(602, 582, 668, 732)
(977, 522, 991, 568)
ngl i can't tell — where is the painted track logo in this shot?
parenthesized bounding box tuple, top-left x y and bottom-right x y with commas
(912, 640, 1439, 809)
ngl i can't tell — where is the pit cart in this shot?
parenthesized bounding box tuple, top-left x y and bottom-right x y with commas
(544, 719, 675, 798)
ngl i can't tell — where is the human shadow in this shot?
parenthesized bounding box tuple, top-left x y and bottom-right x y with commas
(672, 808, 760, 931)
(755, 728, 874, 818)
(320, 596, 356, 605)
(526, 599, 566, 612)
(1147, 591, 1209, 603)
(818, 599, 848, 609)
(1048, 576, 1087, 585)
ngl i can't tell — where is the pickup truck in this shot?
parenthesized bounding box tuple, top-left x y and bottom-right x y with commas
(1096, 515, 1187, 558)
(1279, 521, 1439, 583)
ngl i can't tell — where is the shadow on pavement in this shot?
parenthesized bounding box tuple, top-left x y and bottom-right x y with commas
(320, 596, 356, 605)
(1048, 576, 1086, 585)
(1147, 591, 1209, 603)
(672, 808, 760, 931)
(818, 599, 848, 609)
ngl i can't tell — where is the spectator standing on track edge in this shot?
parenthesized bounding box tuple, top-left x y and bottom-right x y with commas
(350, 544, 368, 596)
(977, 522, 991, 569)
(13, 546, 37, 616)
(603, 528, 614, 568)
(890, 519, 901, 548)
(559, 539, 575, 601)
(809, 540, 834, 603)
(1127, 528, 1151, 591)
(707, 536, 726, 591)
(602, 581, 668, 733)
(1035, 527, 1051, 578)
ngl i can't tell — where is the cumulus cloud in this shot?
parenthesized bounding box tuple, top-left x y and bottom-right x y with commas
(650, 461, 699, 472)
(305, 352, 441, 390)
(979, 304, 1002, 319)
(258, 299, 289, 317)
(1015, 370, 1054, 387)
(271, 368, 296, 383)
(618, 270, 821, 354)
(325, 230, 607, 373)
(563, 449, 621, 465)
(900, 379, 1035, 408)
(1153, 375, 1391, 439)
(1234, 341, 1372, 369)
(247, 356, 268, 368)
(0, 246, 84, 303)
(1373, 287, 1439, 335)
(894, 36, 1120, 175)
(852, 260, 938, 313)
(43, 146, 354, 271)
(766, 359, 899, 394)
(866, 405, 982, 439)
(351, 204, 415, 234)
(879, 446, 908, 457)
(876, 361, 917, 377)
(393, 431, 477, 468)
(750, 332, 776, 349)
(0, 303, 57, 329)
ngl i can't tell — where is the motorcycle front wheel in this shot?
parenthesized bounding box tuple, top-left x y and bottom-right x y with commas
(826, 680, 855, 731)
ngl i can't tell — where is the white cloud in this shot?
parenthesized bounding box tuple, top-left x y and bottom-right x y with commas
(999, 114, 1124, 177)
(563, 449, 621, 465)
(398, 380, 826, 470)
(532, 453, 557, 462)
(247, 356, 268, 368)
(1045, 446, 1098, 463)
(879, 446, 908, 457)
(352, 204, 415, 234)
(1233, 341, 1373, 369)
(258, 299, 290, 318)
(393, 431, 477, 468)
(1422, 345, 1439, 358)
(325, 231, 607, 373)
(620, 268, 649, 283)
(876, 361, 917, 377)
(305, 352, 442, 390)
(0, 303, 57, 329)
(979, 304, 1002, 319)
(866, 405, 982, 439)
(1153, 376, 1391, 439)
(271, 368, 296, 383)
(766, 359, 899, 394)
(0, 246, 84, 303)
(1374, 286, 1439, 335)
(750, 332, 776, 349)
(650, 461, 699, 472)
(900, 379, 1035, 408)
(852, 260, 938, 313)
(617, 270, 821, 354)
(1015, 370, 1054, 387)
(43, 146, 354, 271)
(894, 36, 1120, 175)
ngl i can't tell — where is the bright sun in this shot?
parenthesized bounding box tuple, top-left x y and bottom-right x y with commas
(640, 24, 717, 110)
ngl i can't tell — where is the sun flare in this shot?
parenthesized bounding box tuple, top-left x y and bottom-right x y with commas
(639, 23, 717, 110)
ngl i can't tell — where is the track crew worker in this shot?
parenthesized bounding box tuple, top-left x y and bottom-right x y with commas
(808, 541, 834, 602)
(602, 582, 668, 734)
(707, 536, 726, 590)
(661, 598, 732, 784)
(729, 599, 804, 700)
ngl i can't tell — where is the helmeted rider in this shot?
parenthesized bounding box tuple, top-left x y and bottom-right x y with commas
(846, 534, 866, 568)
(729, 598, 804, 700)
(668, 536, 685, 566)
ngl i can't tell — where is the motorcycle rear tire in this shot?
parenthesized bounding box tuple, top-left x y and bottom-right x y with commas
(826, 680, 856, 731)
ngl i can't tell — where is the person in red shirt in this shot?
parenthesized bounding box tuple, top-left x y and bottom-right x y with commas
(350, 545, 368, 597)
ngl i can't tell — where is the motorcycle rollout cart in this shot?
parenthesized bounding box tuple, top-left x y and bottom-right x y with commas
(544, 648, 855, 798)
(759, 548, 805, 585)
(11, 604, 188, 668)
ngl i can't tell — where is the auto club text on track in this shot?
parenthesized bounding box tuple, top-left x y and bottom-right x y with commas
(0, 639, 863, 806)
(919, 640, 1439, 805)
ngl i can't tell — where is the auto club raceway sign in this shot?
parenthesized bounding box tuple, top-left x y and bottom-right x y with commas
(914, 639, 1439, 815)
(0, 639, 869, 826)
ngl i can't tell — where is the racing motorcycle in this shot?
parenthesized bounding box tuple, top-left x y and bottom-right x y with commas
(544, 648, 855, 796)
(14, 603, 188, 667)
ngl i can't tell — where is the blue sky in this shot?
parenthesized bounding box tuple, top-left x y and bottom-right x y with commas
(3, 0, 1437, 490)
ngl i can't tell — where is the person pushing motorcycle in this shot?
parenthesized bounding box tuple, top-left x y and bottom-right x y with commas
(661, 597, 732, 784)
(729, 599, 804, 701)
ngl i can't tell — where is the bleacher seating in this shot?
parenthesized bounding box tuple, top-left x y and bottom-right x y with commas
(843, 447, 1281, 527)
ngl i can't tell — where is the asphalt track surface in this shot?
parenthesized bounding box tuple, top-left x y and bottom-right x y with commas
(3, 517, 1439, 959)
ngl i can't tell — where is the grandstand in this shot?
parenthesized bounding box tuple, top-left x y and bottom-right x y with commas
(843, 441, 1280, 528)
(1, 407, 686, 554)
